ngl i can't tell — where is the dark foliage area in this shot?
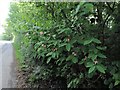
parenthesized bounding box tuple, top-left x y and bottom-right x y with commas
(5, 2, 120, 89)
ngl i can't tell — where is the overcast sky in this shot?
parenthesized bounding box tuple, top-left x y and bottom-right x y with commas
(0, 0, 11, 34)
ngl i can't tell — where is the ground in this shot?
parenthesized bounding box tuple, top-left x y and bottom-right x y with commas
(0, 41, 66, 89)
(0, 41, 17, 88)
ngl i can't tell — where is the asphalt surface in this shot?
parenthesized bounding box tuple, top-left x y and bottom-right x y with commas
(0, 41, 17, 89)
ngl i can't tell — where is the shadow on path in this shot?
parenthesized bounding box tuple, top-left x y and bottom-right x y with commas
(0, 40, 17, 89)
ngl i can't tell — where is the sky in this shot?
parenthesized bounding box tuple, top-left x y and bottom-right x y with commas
(0, 0, 11, 34)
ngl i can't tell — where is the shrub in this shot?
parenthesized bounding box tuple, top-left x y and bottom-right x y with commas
(6, 2, 120, 88)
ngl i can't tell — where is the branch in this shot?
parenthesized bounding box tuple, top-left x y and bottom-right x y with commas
(103, 2, 116, 28)
(93, 74, 101, 83)
(106, 2, 114, 12)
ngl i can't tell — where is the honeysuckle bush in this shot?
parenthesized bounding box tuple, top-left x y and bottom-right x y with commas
(5, 2, 120, 88)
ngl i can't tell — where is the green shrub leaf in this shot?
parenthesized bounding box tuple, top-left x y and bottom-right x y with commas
(72, 57, 78, 63)
(88, 53, 97, 61)
(97, 46, 107, 50)
(47, 57, 51, 64)
(66, 43, 71, 51)
(92, 38, 101, 44)
(97, 53, 107, 58)
(96, 64, 106, 73)
(114, 80, 120, 86)
(88, 66, 95, 73)
(66, 55, 74, 61)
(109, 83, 113, 88)
(84, 38, 93, 45)
(86, 62, 94, 67)
(46, 52, 53, 56)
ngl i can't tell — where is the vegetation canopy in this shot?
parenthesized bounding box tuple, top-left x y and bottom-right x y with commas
(5, 2, 120, 88)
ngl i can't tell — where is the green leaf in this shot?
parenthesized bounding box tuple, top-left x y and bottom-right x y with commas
(86, 62, 94, 67)
(75, 2, 85, 14)
(79, 59, 84, 65)
(114, 80, 120, 86)
(52, 52, 56, 58)
(97, 53, 107, 58)
(65, 28, 72, 35)
(96, 64, 106, 73)
(59, 43, 66, 47)
(113, 73, 119, 80)
(58, 29, 64, 34)
(88, 53, 97, 61)
(85, 3, 93, 12)
(37, 48, 41, 52)
(66, 55, 74, 61)
(79, 73, 84, 78)
(47, 57, 51, 64)
(88, 66, 95, 73)
(80, 12, 88, 16)
(97, 46, 107, 50)
(92, 38, 101, 44)
(92, 55, 97, 61)
(72, 57, 78, 63)
(66, 55, 78, 63)
(84, 38, 93, 45)
(66, 43, 71, 51)
(56, 52, 59, 58)
(46, 52, 53, 56)
(54, 41, 58, 46)
(68, 81, 73, 88)
(109, 83, 113, 88)
(76, 5, 80, 14)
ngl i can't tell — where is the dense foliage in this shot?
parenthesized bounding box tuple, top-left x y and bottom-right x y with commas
(0, 32, 13, 40)
(5, 2, 120, 88)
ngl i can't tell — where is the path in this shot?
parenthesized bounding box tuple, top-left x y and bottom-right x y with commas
(0, 41, 17, 89)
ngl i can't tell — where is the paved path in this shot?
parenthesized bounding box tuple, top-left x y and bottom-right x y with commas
(0, 41, 17, 89)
